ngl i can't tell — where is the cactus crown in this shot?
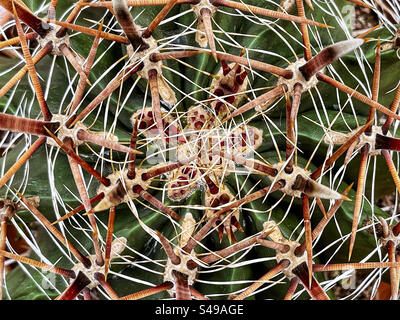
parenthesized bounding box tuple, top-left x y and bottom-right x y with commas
(0, 0, 400, 300)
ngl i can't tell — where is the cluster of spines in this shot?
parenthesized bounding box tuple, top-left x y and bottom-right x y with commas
(0, 0, 399, 300)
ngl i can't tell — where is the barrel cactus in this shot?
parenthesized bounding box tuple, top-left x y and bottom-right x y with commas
(0, 0, 400, 300)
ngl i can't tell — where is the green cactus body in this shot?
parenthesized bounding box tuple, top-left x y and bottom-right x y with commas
(0, 0, 399, 300)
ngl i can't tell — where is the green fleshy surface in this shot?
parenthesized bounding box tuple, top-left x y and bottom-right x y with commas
(1, 0, 399, 300)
